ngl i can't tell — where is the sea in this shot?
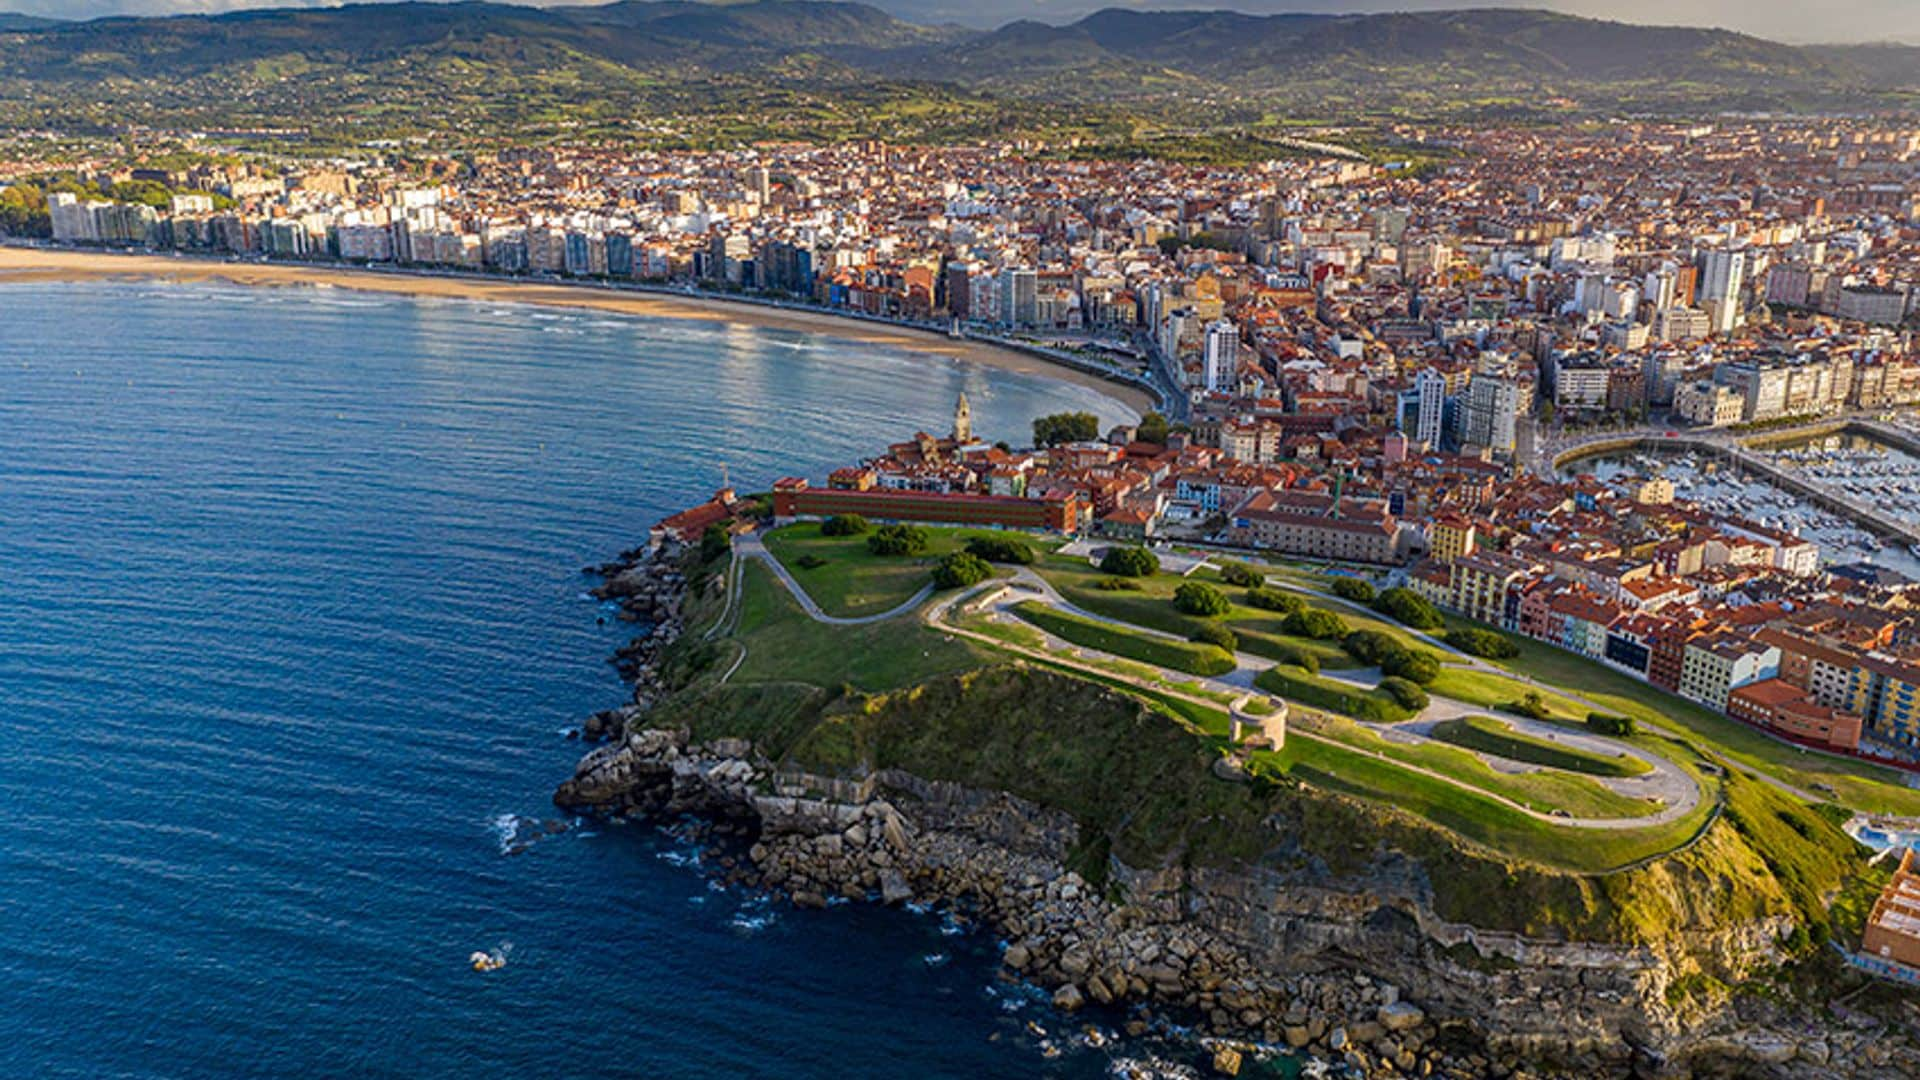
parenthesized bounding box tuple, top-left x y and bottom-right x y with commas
(0, 278, 1270, 1079)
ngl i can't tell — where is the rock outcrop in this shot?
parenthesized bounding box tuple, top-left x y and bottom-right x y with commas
(556, 728, 1916, 1079)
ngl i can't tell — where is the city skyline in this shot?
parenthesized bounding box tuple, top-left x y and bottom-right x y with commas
(3, 0, 1917, 45)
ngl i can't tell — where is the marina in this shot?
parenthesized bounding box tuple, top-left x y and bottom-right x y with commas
(1563, 430, 1920, 582)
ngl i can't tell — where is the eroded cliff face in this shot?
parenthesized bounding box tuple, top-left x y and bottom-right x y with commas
(556, 727, 1915, 1079)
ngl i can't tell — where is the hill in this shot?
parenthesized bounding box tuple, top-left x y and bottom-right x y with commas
(0, 2, 1917, 139)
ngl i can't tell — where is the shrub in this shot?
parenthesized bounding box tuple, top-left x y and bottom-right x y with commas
(794, 553, 828, 570)
(1219, 562, 1264, 588)
(1255, 665, 1407, 722)
(867, 524, 930, 556)
(1381, 649, 1441, 686)
(1503, 692, 1555, 721)
(1379, 676, 1430, 711)
(1282, 608, 1349, 640)
(1273, 644, 1320, 674)
(965, 536, 1035, 565)
(820, 514, 870, 537)
(1587, 712, 1637, 737)
(1094, 576, 1142, 591)
(1245, 587, 1304, 614)
(1342, 629, 1401, 666)
(1173, 581, 1231, 617)
(1372, 587, 1444, 630)
(1445, 627, 1521, 659)
(1100, 546, 1159, 577)
(1190, 624, 1239, 652)
(931, 551, 993, 589)
(1330, 577, 1377, 604)
(699, 523, 731, 564)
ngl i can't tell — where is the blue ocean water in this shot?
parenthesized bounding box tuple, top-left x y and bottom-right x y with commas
(0, 279, 1166, 1078)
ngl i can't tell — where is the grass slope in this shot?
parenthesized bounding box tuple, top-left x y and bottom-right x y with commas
(1433, 715, 1652, 778)
(1012, 600, 1236, 676)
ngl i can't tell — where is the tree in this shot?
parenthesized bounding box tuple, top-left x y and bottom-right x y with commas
(1341, 629, 1401, 666)
(1445, 627, 1520, 659)
(965, 536, 1035, 565)
(931, 551, 992, 589)
(1282, 608, 1348, 640)
(1506, 692, 1553, 720)
(1379, 677, 1430, 712)
(1330, 577, 1377, 604)
(1381, 649, 1441, 685)
(867, 524, 929, 556)
(1100, 546, 1159, 577)
(1372, 587, 1443, 630)
(1137, 411, 1170, 445)
(1245, 587, 1304, 614)
(699, 524, 732, 564)
(0, 183, 50, 238)
(1032, 411, 1101, 447)
(1219, 562, 1263, 588)
(1173, 581, 1231, 617)
(820, 514, 870, 537)
(1190, 624, 1238, 652)
(1587, 712, 1636, 737)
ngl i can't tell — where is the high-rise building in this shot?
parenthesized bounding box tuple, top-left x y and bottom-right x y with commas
(1202, 319, 1239, 393)
(1414, 367, 1447, 449)
(998, 267, 1037, 327)
(1462, 375, 1520, 454)
(1698, 248, 1746, 336)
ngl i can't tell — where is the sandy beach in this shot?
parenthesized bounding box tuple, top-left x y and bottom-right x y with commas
(0, 246, 1155, 413)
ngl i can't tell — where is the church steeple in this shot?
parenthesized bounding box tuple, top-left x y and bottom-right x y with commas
(951, 392, 972, 443)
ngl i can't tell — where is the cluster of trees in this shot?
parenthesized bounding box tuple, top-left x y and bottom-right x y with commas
(0, 184, 49, 237)
(1218, 562, 1263, 588)
(1587, 712, 1636, 737)
(1329, 577, 1377, 604)
(965, 536, 1034, 565)
(932, 551, 992, 589)
(867, 524, 930, 556)
(1031, 411, 1101, 447)
(1244, 586, 1304, 614)
(1173, 581, 1230, 617)
(699, 524, 731, 564)
(820, 514, 870, 537)
(1371, 587, 1443, 630)
(1190, 624, 1238, 652)
(1342, 628, 1441, 685)
(1099, 546, 1158, 577)
(1281, 607, 1347, 640)
(1444, 627, 1521, 659)
(1377, 677, 1430, 711)
(1136, 411, 1170, 445)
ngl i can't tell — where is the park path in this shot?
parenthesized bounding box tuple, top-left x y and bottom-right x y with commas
(722, 534, 1702, 829)
(734, 532, 934, 626)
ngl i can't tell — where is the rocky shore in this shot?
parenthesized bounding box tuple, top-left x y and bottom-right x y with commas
(558, 546, 1919, 1080)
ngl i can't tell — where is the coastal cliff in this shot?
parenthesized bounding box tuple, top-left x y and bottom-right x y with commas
(558, 549, 1918, 1079)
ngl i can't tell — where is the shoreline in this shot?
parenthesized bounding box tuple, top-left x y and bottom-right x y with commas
(0, 245, 1158, 415)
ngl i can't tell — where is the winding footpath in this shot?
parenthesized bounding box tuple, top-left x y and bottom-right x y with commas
(718, 532, 1703, 832)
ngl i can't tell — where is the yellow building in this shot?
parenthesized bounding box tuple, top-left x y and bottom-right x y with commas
(1428, 513, 1476, 564)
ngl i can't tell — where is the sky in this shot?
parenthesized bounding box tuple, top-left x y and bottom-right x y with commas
(2, 0, 1915, 44)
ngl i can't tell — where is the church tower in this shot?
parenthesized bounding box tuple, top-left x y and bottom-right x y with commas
(951, 392, 972, 443)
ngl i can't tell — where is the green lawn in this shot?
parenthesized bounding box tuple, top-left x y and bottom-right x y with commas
(1255, 664, 1415, 723)
(762, 523, 1051, 619)
(1432, 715, 1652, 778)
(1428, 667, 1588, 721)
(1012, 600, 1236, 676)
(727, 560, 987, 692)
(1443, 612, 1920, 817)
(1304, 715, 1664, 820)
(1035, 554, 1425, 669)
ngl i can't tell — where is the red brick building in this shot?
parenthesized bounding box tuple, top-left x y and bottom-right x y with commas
(770, 478, 1082, 533)
(1727, 677, 1864, 752)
